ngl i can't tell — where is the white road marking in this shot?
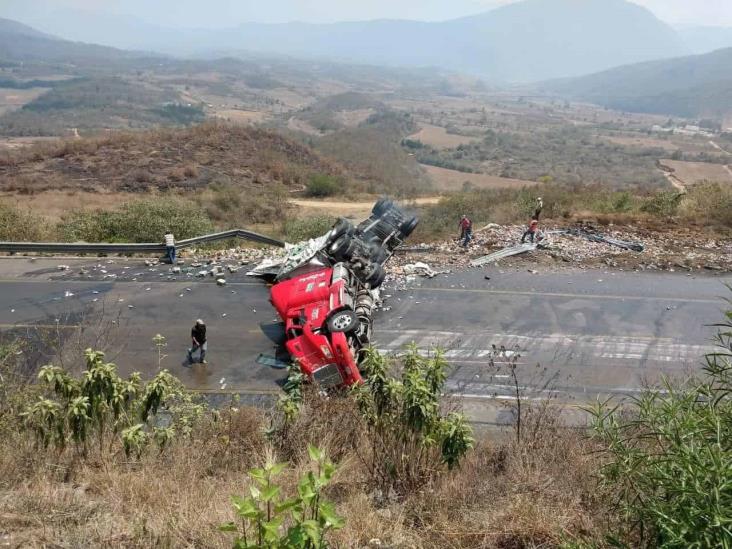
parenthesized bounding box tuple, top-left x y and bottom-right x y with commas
(374, 329, 718, 365)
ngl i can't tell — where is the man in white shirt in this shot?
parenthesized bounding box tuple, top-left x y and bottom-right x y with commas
(163, 230, 176, 264)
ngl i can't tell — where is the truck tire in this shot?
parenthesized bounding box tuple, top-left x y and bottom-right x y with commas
(329, 235, 355, 261)
(400, 216, 419, 237)
(327, 309, 359, 333)
(370, 247, 388, 264)
(365, 263, 386, 288)
(372, 197, 393, 217)
(328, 218, 353, 243)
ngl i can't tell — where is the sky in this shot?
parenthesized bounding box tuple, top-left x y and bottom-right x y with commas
(3, 0, 732, 28)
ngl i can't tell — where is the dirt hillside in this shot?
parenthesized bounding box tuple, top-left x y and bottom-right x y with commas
(0, 122, 343, 194)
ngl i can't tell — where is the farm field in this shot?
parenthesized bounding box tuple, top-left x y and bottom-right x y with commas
(407, 123, 482, 149)
(422, 164, 538, 191)
(659, 159, 732, 186)
(0, 87, 49, 115)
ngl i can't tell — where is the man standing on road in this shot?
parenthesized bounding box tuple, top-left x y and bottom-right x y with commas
(187, 319, 207, 365)
(459, 215, 473, 247)
(521, 197, 543, 244)
(164, 230, 176, 264)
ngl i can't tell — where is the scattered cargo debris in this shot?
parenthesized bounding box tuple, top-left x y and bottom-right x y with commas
(401, 262, 444, 278)
(471, 243, 537, 267)
(558, 228, 644, 252)
(470, 226, 643, 267)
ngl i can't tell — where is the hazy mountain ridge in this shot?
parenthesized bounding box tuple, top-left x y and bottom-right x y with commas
(3, 0, 689, 82)
(543, 47, 732, 119)
(678, 26, 732, 55)
(0, 16, 150, 64)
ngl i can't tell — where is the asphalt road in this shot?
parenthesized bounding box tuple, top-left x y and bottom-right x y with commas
(1, 257, 729, 423)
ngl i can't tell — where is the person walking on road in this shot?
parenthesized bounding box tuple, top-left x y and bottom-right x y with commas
(521, 197, 543, 244)
(459, 215, 473, 247)
(187, 319, 207, 364)
(164, 230, 176, 264)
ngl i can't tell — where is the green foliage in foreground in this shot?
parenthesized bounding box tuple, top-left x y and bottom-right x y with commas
(588, 303, 732, 548)
(355, 346, 474, 493)
(220, 445, 344, 548)
(58, 199, 214, 243)
(23, 348, 204, 458)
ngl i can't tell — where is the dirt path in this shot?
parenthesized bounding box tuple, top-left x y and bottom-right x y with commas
(709, 140, 732, 156)
(290, 197, 441, 219)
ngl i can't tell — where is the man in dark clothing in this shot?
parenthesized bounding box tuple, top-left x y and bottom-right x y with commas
(187, 319, 207, 364)
(459, 215, 473, 247)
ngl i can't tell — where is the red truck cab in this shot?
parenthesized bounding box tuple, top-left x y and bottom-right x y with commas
(270, 264, 363, 387)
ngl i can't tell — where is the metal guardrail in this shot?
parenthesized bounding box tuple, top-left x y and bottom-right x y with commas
(0, 229, 285, 255)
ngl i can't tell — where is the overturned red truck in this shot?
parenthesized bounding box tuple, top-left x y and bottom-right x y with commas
(261, 198, 417, 387)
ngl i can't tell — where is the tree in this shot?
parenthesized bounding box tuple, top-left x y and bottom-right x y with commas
(23, 348, 203, 458)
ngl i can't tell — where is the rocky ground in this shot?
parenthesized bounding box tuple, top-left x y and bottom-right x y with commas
(390, 223, 732, 280)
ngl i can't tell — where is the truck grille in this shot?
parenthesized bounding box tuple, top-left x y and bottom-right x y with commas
(312, 363, 343, 388)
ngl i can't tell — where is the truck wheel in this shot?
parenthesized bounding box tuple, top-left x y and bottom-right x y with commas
(370, 247, 388, 264)
(327, 309, 359, 333)
(329, 235, 355, 261)
(328, 218, 353, 243)
(365, 263, 386, 288)
(372, 197, 393, 217)
(400, 216, 419, 237)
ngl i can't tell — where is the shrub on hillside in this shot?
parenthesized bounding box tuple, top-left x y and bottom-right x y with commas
(283, 215, 335, 242)
(589, 303, 732, 547)
(641, 190, 683, 217)
(24, 348, 204, 458)
(682, 182, 732, 228)
(59, 198, 214, 243)
(0, 203, 50, 241)
(305, 174, 342, 197)
(354, 346, 474, 495)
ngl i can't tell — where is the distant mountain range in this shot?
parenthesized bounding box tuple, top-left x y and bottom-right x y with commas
(0, 17, 140, 64)
(3, 0, 689, 82)
(543, 47, 732, 119)
(678, 26, 732, 55)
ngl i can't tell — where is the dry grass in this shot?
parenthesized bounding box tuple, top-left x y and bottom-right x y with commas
(213, 109, 269, 125)
(0, 190, 142, 222)
(0, 392, 615, 548)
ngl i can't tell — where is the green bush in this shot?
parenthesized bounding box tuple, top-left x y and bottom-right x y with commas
(354, 346, 474, 495)
(640, 191, 683, 217)
(282, 215, 334, 242)
(682, 182, 732, 228)
(59, 198, 214, 243)
(588, 303, 732, 547)
(305, 174, 341, 198)
(23, 348, 204, 458)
